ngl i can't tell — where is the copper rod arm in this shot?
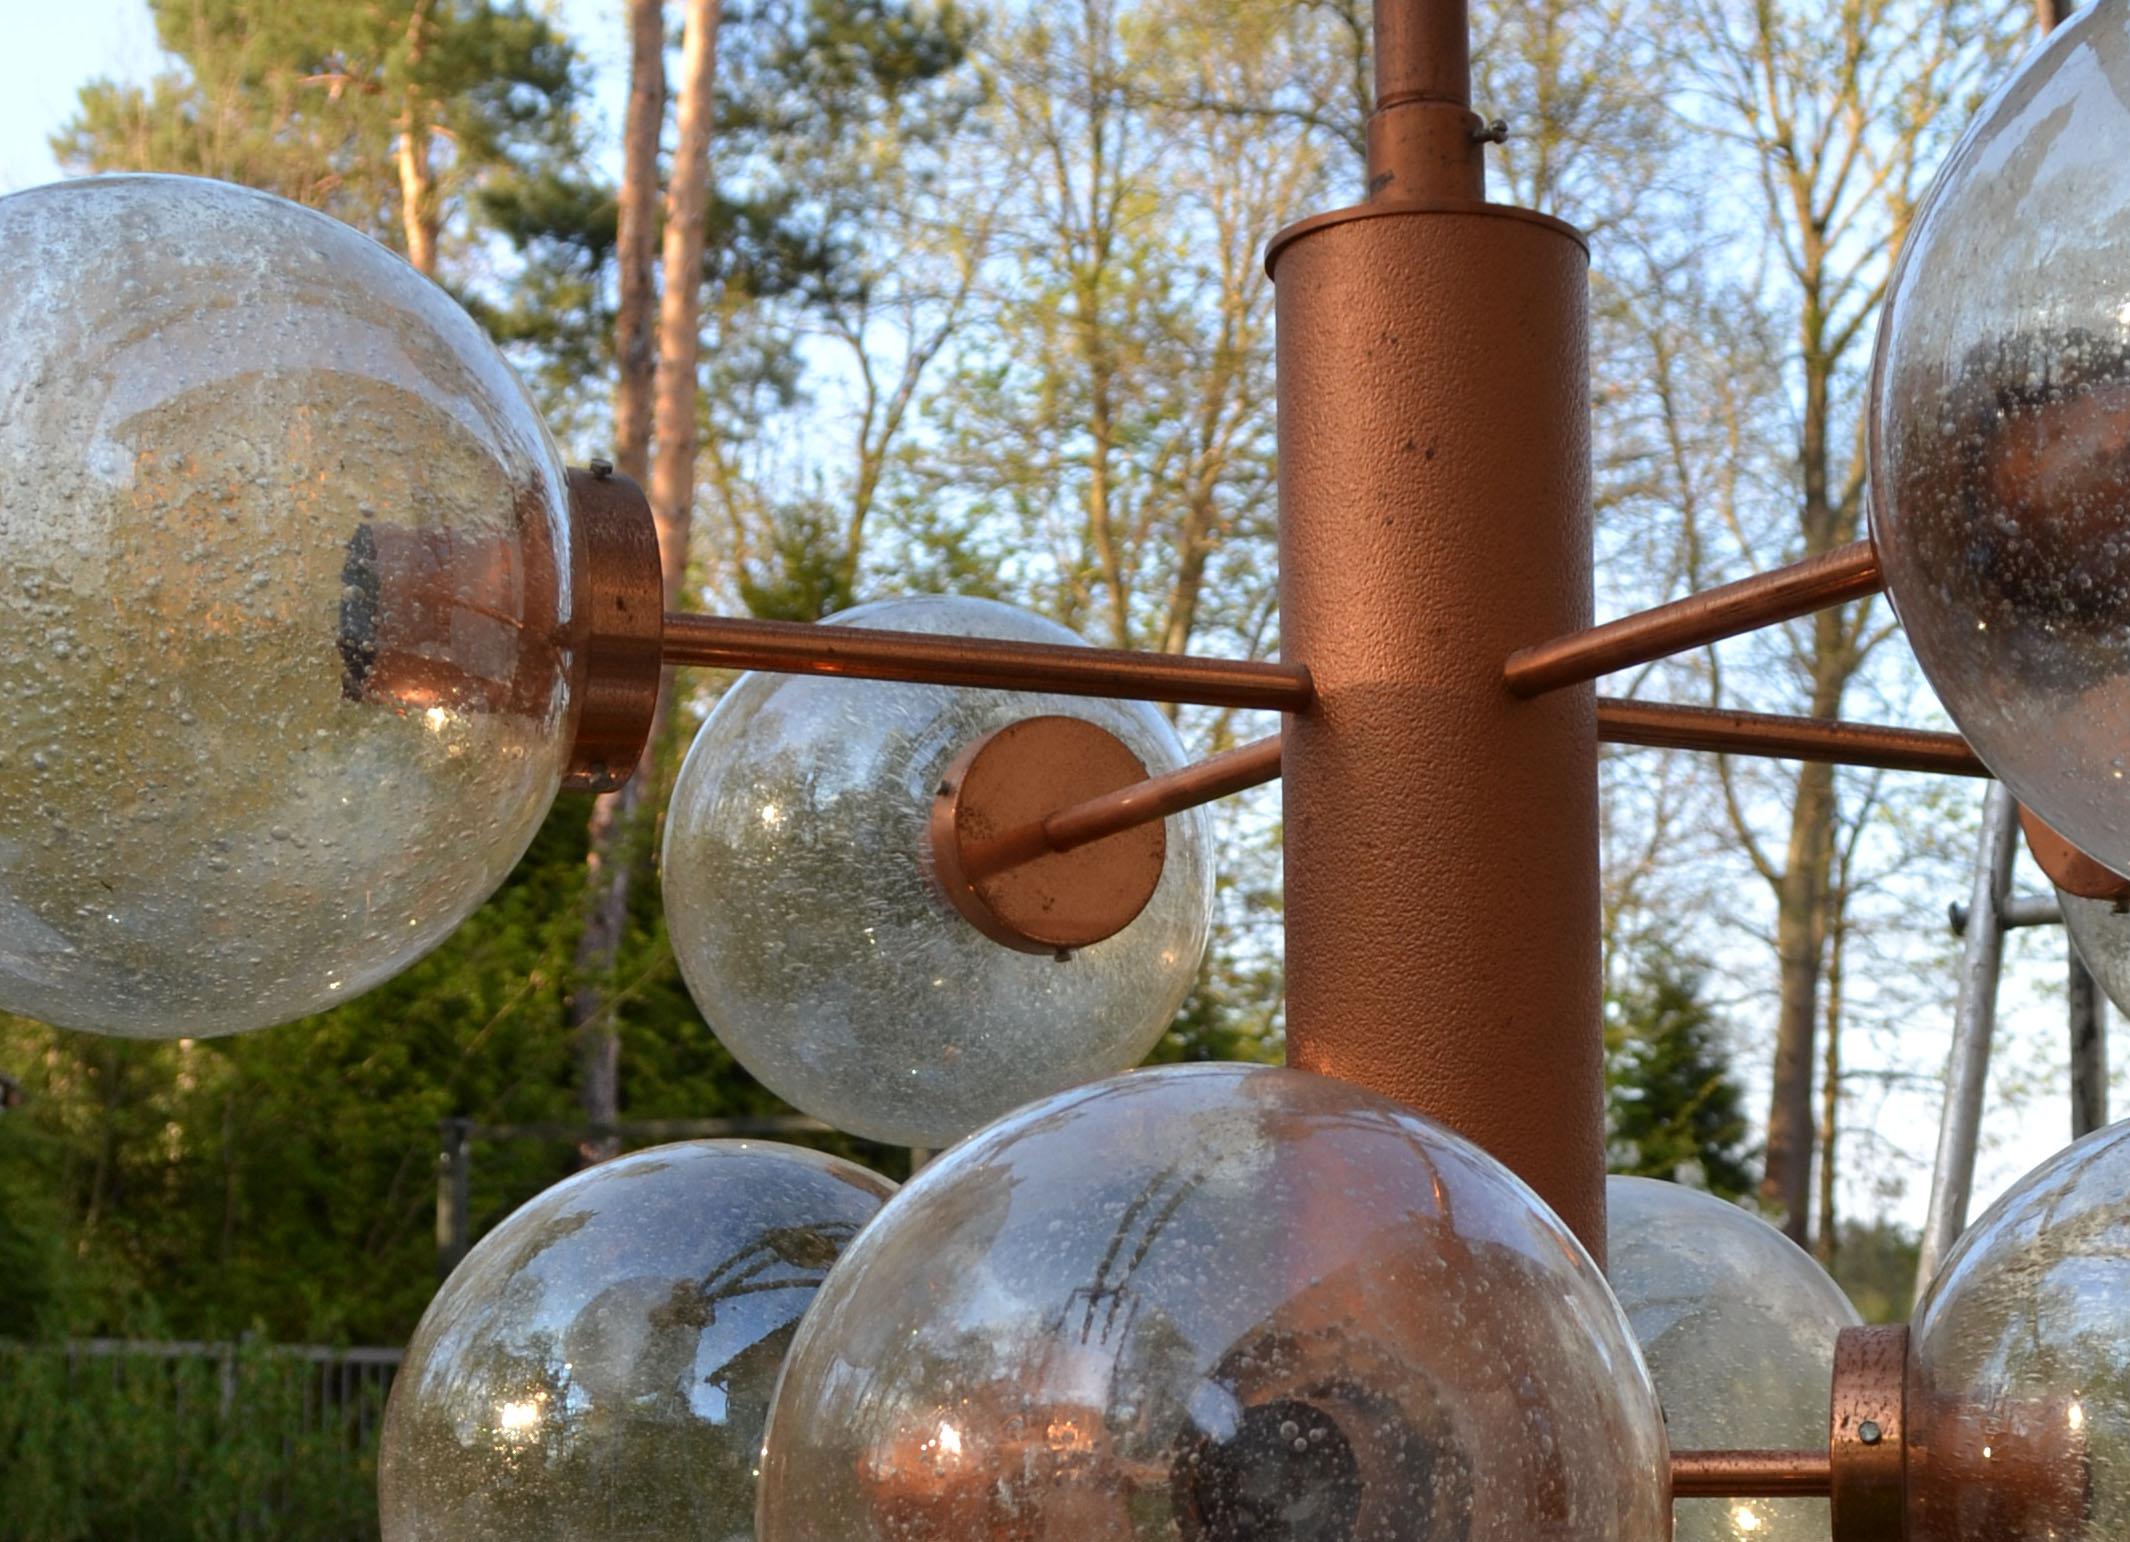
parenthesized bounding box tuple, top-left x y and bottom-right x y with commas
(1506, 540, 1884, 698)
(660, 613, 1314, 713)
(1671, 1449, 1833, 1499)
(1598, 697, 1987, 778)
(961, 734, 1285, 883)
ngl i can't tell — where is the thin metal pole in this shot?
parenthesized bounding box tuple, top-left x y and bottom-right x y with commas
(2070, 942, 2107, 1139)
(436, 1118, 472, 1280)
(660, 612, 1313, 713)
(1670, 1450, 1833, 1499)
(1948, 894, 2061, 936)
(1595, 698, 1985, 777)
(1915, 781, 2021, 1300)
(960, 734, 1283, 882)
(1505, 540, 1883, 697)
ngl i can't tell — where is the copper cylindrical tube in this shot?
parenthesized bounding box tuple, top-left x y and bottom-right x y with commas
(1272, 202, 1604, 1256)
(1671, 1450, 1833, 1499)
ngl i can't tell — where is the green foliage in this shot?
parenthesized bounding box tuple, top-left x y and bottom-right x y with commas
(1604, 942, 1757, 1200)
(0, 1343, 381, 1541)
(1828, 1219, 1922, 1326)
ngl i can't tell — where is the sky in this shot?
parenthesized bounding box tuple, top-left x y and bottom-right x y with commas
(0, 0, 2110, 1262)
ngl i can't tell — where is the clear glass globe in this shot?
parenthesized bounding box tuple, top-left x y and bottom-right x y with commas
(1908, 1119, 2130, 1539)
(661, 595, 1215, 1149)
(756, 1063, 1671, 1540)
(0, 174, 578, 1038)
(378, 1140, 896, 1541)
(2062, 889, 2130, 1016)
(1606, 1176, 1860, 1542)
(1869, 6, 2130, 873)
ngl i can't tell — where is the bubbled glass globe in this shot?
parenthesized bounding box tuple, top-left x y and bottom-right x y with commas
(756, 1063, 1671, 1541)
(1607, 1176, 1860, 1542)
(2062, 890, 2130, 1016)
(379, 1140, 896, 1541)
(0, 175, 578, 1038)
(1870, 5, 2130, 873)
(1908, 1119, 2130, 1540)
(661, 595, 1214, 1149)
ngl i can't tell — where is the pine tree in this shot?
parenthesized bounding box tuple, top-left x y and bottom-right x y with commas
(1604, 944, 1756, 1200)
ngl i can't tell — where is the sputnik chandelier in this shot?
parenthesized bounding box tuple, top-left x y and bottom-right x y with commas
(6, 0, 2130, 1534)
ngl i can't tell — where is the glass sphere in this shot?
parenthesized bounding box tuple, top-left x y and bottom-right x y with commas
(1606, 1176, 1860, 1542)
(661, 595, 1214, 1149)
(379, 1140, 896, 1541)
(0, 174, 577, 1038)
(1908, 1119, 2130, 1539)
(756, 1063, 1671, 1540)
(2062, 889, 2130, 1016)
(1869, 6, 2130, 872)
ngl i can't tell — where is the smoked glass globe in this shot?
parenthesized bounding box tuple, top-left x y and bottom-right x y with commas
(1907, 1119, 2130, 1539)
(1607, 1176, 1860, 1542)
(379, 1140, 896, 1541)
(661, 595, 1214, 1149)
(756, 1063, 1671, 1540)
(2062, 890, 2130, 1016)
(0, 175, 579, 1038)
(1870, 5, 2130, 873)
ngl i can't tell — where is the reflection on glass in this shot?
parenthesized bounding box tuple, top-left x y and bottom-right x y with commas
(1607, 1177, 1859, 1542)
(757, 1063, 1670, 1540)
(379, 1140, 896, 1541)
(660, 596, 1215, 1149)
(2062, 889, 2130, 1017)
(1870, 4, 2130, 874)
(1907, 1120, 2130, 1539)
(0, 174, 577, 1038)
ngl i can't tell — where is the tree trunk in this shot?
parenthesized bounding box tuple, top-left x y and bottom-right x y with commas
(394, 1, 440, 276)
(568, 0, 721, 1164)
(612, 0, 667, 486)
(1816, 901, 1844, 1265)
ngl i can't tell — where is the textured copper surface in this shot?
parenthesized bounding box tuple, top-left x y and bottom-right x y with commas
(661, 612, 1313, 713)
(1273, 201, 1605, 1257)
(2018, 804, 2130, 900)
(928, 716, 1166, 955)
(1597, 698, 1988, 777)
(1671, 1450, 1833, 1499)
(1831, 1324, 1908, 1542)
(562, 465, 664, 793)
(1506, 539, 1885, 697)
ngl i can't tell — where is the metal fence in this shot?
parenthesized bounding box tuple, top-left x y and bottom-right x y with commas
(53, 1337, 404, 1447)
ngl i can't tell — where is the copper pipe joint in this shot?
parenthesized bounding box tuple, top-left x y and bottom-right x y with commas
(563, 465, 664, 793)
(1506, 539, 1884, 697)
(2018, 805, 2130, 901)
(928, 716, 1168, 956)
(1831, 1324, 1908, 1541)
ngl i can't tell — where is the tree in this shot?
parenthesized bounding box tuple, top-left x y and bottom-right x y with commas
(1605, 943, 1757, 1200)
(1649, 0, 2022, 1240)
(55, 0, 580, 277)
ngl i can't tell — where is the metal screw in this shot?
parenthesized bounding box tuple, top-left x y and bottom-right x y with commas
(1858, 1420, 1883, 1446)
(1472, 117, 1510, 145)
(590, 457, 614, 479)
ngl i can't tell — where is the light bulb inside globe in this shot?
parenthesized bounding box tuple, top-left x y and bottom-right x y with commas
(1607, 1176, 1860, 1542)
(660, 595, 1215, 1149)
(0, 173, 602, 1038)
(1870, 4, 2130, 874)
(379, 1140, 896, 1541)
(755, 1063, 1671, 1540)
